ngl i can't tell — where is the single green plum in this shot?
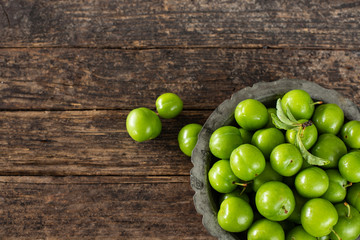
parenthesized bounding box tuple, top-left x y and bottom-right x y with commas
(270, 143, 303, 177)
(329, 202, 360, 240)
(312, 103, 344, 135)
(322, 169, 350, 203)
(286, 225, 317, 240)
(208, 160, 240, 193)
(341, 120, 360, 149)
(281, 89, 315, 120)
(295, 167, 329, 198)
(178, 123, 202, 157)
(247, 218, 285, 240)
(126, 107, 162, 142)
(251, 127, 285, 159)
(235, 99, 268, 131)
(346, 183, 360, 212)
(209, 126, 243, 160)
(155, 93, 183, 118)
(338, 151, 360, 183)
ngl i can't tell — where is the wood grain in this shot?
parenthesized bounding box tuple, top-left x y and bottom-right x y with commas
(0, 176, 215, 239)
(0, 110, 210, 176)
(1, 0, 360, 49)
(1, 48, 359, 111)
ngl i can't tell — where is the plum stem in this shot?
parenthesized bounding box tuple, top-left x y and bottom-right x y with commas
(344, 202, 351, 218)
(311, 101, 323, 106)
(331, 228, 342, 240)
(343, 182, 353, 188)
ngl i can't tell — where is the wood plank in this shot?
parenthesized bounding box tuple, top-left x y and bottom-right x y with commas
(0, 110, 209, 176)
(1, 48, 359, 110)
(1, 0, 359, 49)
(0, 176, 215, 239)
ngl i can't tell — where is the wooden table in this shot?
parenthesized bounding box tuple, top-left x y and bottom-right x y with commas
(0, 1, 359, 239)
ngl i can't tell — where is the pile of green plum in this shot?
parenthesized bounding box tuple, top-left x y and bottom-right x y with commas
(207, 89, 360, 240)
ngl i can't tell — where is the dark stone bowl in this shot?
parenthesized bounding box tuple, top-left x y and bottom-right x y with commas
(190, 78, 360, 240)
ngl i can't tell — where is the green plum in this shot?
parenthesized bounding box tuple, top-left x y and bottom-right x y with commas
(338, 151, 360, 183)
(252, 162, 283, 192)
(301, 198, 338, 237)
(295, 167, 329, 198)
(281, 89, 315, 120)
(219, 189, 249, 205)
(329, 202, 360, 240)
(322, 169, 350, 203)
(312, 103, 344, 135)
(286, 119, 318, 150)
(251, 127, 285, 159)
(208, 160, 240, 193)
(235, 99, 268, 131)
(209, 126, 243, 159)
(126, 107, 162, 142)
(178, 123, 202, 157)
(270, 143, 303, 177)
(311, 133, 347, 168)
(247, 218, 285, 240)
(346, 183, 360, 212)
(341, 120, 360, 149)
(286, 226, 317, 240)
(255, 181, 295, 221)
(155, 93, 183, 119)
(230, 144, 266, 181)
(239, 128, 252, 144)
(217, 197, 254, 232)
(265, 107, 277, 128)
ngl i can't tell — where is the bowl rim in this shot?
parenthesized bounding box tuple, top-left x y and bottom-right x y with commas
(190, 78, 360, 240)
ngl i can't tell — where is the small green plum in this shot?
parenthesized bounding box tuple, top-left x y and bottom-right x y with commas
(295, 167, 329, 198)
(338, 151, 360, 183)
(247, 219, 285, 240)
(208, 160, 240, 193)
(341, 120, 360, 149)
(217, 197, 254, 232)
(312, 103, 344, 135)
(251, 127, 285, 159)
(155, 93, 183, 118)
(255, 181, 295, 221)
(178, 123, 202, 157)
(346, 183, 360, 212)
(209, 126, 243, 159)
(270, 143, 303, 177)
(311, 133, 347, 168)
(126, 107, 162, 142)
(301, 198, 338, 237)
(281, 89, 315, 120)
(230, 144, 266, 181)
(322, 169, 349, 203)
(329, 202, 360, 240)
(235, 99, 268, 131)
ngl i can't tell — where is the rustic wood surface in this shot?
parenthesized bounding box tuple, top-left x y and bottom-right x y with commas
(0, 0, 359, 239)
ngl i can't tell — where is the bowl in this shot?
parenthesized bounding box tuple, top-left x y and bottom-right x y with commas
(190, 78, 360, 240)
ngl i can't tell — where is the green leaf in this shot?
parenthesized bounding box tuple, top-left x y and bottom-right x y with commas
(271, 113, 296, 130)
(285, 105, 298, 123)
(276, 99, 297, 127)
(295, 130, 330, 166)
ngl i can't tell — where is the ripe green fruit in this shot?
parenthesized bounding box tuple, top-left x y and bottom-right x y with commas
(247, 219, 285, 240)
(329, 203, 360, 240)
(253, 162, 283, 192)
(235, 99, 268, 131)
(178, 123, 202, 157)
(155, 93, 183, 119)
(338, 151, 360, 183)
(312, 103, 344, 135)
(230, 144, 266, 181)
(346, 183, 360, 212)
(255, 181, 295, 221)
(301, 198, 338, 237)
(126, 107, 162, 142)
(285, 119, 318, 150)
(251, 128, 285, 159)
(286, 225, 317, 240)
(341, 120, 360, 149)
(209, 126, 243, 159)
(322, 169, 349, 203)
(217, 197, 254, 232)
(270, 143, 303, 177)
(281, 89, 314, 120)
(295, 167, 329, 198)
(208, 160, 240, 193)
(311, 133, 347, 168)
